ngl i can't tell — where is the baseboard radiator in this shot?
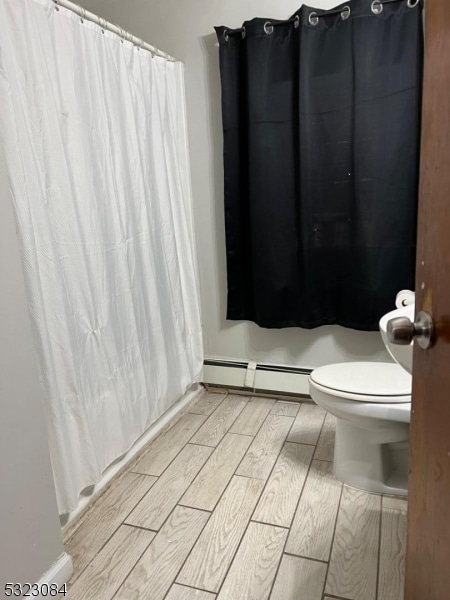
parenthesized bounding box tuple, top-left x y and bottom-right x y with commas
(202, 358, 312, 399)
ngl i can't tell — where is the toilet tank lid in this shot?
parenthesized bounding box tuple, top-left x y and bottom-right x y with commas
(310, 362, 412, 397)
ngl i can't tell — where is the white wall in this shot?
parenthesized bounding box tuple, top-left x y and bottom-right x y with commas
(0, 151, 65, 589)
(84, 0, 390, 368)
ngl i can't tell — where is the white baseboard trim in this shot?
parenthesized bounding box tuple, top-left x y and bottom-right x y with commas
(37, 552, 73, 594)
(61, 383, 204, 534)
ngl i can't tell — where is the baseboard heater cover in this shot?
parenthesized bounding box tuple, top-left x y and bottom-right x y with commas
(203, 358, 312, 398)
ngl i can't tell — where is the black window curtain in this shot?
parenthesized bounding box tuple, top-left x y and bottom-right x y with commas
(215, 0, 423, 331)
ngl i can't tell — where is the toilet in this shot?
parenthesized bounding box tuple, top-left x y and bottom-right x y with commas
(309, 297, 414, 496)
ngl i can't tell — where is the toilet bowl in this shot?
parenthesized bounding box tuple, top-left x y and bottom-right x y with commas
(309, 297, 414, 496)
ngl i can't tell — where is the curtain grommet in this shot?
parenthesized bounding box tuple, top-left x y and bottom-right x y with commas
(309, 12, 319, 26)
(371, 0, 383, 14)
(223, 29, 229, 42)
(264, 21, 274, 35)
(241, 26, 246, 39)
(407, 0, 420, 7)
(98, 16, 106, 34)
(341, 6, 351, 20)
(78, 5, 86, 23)
(294, 15, 300, 29)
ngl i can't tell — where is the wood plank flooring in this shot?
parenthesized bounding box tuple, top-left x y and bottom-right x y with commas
(288, 402, 326, 445)
(325, 486, 381, 600)
(314, 412, 337, 462)
(67, 525, 155, 600)
(271, 554, 327, 600)
(217, 522, 287, 600)
(126, 444, 212, 530)
(285, 460, 342, 562)
(177, 476, 264, 592)
(229, 397, 275, 436)
(236, 413, 295, 480)
(180, 433, 252, 511)
(66, 472, 157, 580)
(65, 391, 407, 600)
(132, 412, 209, 476)
(190, 395, 248, 447)
(252, 442, 313, 528)
(378, 496, 408, 600)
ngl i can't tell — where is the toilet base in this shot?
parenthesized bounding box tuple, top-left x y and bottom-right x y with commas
(333, 418, 409, 496)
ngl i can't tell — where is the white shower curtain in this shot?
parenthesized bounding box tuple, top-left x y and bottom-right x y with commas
(0, 0, 203, 513)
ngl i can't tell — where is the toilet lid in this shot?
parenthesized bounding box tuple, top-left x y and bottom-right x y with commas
(310, 362, 412, 399)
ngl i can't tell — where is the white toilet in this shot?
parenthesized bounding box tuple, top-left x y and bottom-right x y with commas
(309, 298, 414, 496)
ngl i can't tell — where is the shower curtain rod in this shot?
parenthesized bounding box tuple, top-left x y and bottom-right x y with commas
(52, 0, 180, 62)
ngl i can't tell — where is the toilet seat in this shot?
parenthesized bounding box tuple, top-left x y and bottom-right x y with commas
(310, 362, 412, 404)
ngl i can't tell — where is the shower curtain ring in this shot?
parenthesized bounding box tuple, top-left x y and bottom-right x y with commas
(80, 7, 86, 23)
(241, 26, 246, 39)
(54, 0, 60, 11)
(407, 0, 419, 7)
(264, 21, 274, 35)
(371, 0, 383, 14)
(223, 29, 229, 42)
(341, 6, 351, 20)
(308, 12, 319, 26)
(294, 15, 300, 29)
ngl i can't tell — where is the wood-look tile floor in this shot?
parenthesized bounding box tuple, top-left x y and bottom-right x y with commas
(65, 391, 407, 600)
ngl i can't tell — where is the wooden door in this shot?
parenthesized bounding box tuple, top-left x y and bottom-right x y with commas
(405, 1, 450, 598)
